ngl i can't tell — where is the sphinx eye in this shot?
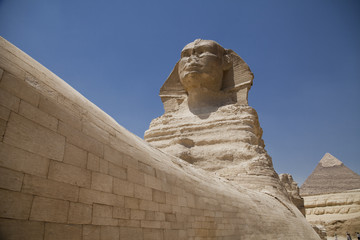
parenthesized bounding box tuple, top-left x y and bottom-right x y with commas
(181, 51, 190, 58)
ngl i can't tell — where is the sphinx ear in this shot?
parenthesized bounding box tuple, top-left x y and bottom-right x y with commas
(159, 61, 187, 113)
(221, 49, 254, 105)
(222, 50, 232, 71)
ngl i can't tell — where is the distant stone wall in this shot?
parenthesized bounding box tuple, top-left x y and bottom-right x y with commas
(0, 37, 320, 240)
(303, 190, 360, 240)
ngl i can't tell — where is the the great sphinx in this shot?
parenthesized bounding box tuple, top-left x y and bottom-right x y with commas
(145, 39, 284, 195)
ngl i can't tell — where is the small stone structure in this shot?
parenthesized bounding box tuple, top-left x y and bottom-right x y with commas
(300, 153, 360, 240)
(0, 37, 319, 239)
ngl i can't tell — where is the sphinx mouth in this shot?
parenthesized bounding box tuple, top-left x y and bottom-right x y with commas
(184, 63, 202, 71)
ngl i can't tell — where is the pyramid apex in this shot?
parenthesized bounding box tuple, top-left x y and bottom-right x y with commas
(319, 153, 343, 167)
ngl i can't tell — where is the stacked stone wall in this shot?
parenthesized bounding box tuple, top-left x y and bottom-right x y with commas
(303, 190, 360, 239)
(0, 37, 319, 240)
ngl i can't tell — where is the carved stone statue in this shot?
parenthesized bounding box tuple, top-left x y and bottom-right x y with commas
(145, 39, 285, 196)
(160, 39, 253, 114)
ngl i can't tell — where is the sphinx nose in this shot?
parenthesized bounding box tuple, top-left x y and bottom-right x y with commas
(187, 55, 197, 64)
(188, 52, 198, 62)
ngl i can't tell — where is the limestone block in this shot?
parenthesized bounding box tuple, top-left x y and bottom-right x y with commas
(143, 228, 164, 240)
(82, 120, 110, 144)
(81, 110, 117, 138)
(0, 189, 33, 219)
(146, 211, 165, 221)
(145, 174, 162, 191)
(141, 220, 162, 229)
(139, 200, 159, 211)
(100, 158, 109, 174)
(87, 152, 100, 171)
(0, 47, 26, 79)
(164, 229, 180, 240)
(118, 219, 141, 228)
(134, 184, 153, 200)
(165, 213, 177, 222)
(0, 71, 40, 106)
(24, 74, 59, 101)
(39, 96, 82, 130)
(0, 218, 44, 240)
(44, 223, 82, 240)
(139, 161, 156, 176)
(0, 142, 49, 177)
(166, 193, 179, 205)
(63, 142, 87, 168)
(159, 204, 172, 213)
(120, 150, 139, 169)
(83, 225, 100, 240)
(161, 222, 172, 231)
(0, 118, 6, 141)
(178, 230, 187, 240)
(155, 169, 167, 183)
(92, 204, 118, 226)
(170, 186, 184, 196)
(19, 100, 58, 131)
(113, 177, 134, 197)
(100, 226, 119, 240)
(103, 145, 125, 167)
(180, 207, 192, 216)
(22, 174, 79, 202)
(91, 172, 113, 193)
(108, 134, 137, 160)
(0, 167, 24, 191)
(30, 196, 69, 223)
(56, 95, 83, 119)
(125, 197, 140, 209)
(131, 209, 146, 220)
(4, 112, 65, 161)
(153, 189, 166, 204)
(68, 202, 92, 224)
(0, 104, 11, 120)
(108, 162, 127, 179)
(0, 88, 20, 112)
(58, 121, 103, 157)
(119, 227, 143, 240)
(128, 167, 145, 185)
(79, 188, 124, 207)
(48, 161, 91, 188)
(113, 206, 131, 219)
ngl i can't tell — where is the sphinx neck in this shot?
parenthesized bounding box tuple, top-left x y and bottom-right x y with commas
(186, 88, 230, 113)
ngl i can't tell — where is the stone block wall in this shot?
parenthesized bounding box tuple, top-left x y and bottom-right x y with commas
(0, 37, 320, 239)
(303, 190, 360, 239)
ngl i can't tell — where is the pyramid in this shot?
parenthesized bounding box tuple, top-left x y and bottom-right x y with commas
(300, 153, 360, 196)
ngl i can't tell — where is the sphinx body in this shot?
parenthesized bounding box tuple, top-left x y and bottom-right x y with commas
(145, 39, 286, 195)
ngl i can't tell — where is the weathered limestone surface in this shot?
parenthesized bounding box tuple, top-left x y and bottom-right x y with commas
(145, 39, 286, 196)
(279, 173, 305, 215)
(0, 37, 319, 239)
(301, 153, 360, 240)
(303, 190, 360, 240)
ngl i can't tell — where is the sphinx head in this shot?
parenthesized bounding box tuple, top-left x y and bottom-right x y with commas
(159, 39, 254, 113)
(178, 39, 231, 93)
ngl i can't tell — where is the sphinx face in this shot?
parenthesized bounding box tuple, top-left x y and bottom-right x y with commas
(178, 40, 225, 93)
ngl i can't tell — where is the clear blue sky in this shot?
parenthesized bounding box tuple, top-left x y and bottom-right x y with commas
(1, 0, 359, 185)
